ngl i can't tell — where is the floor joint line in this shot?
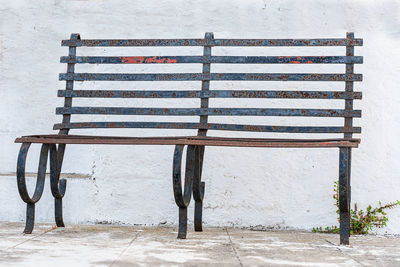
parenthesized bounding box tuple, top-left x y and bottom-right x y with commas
(7, 225, 56, 250)
(225, 228, 244, 267)
(110, 230, 141, 267)
(324, 238, 365, 266)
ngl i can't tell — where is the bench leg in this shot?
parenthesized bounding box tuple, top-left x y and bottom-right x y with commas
(178, 207, 188, 239)
(55, 198, 65, 227)
(24, 203, 36, 234)
(339, 147, 351, 245)
(17, 143, 48, 234)
(49, 144, 67, 228)
(193, 145, 205, 232)
(173, 145, 195, 239)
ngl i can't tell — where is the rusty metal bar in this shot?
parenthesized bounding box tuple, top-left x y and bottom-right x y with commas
(339, 147, 351, 245)
(192, 145, 205, 232)
(59, 73, 362, 82)
(62, 38, 363, 47)
(59, 34, 79, 135)
(344, 33, 355, 139)
(56, 107, 361, 117)
(173, 145, 196, 238)
(16, 143, 49, 233)
(195, 33, 213, 232)
(60, 55, 363, 64)
(14, 135, 360, 148)
(52, 121, 361, 133)
(198, 33, 213, 137)
(49, 144, 67, 227)
(58, 90, 362, 100)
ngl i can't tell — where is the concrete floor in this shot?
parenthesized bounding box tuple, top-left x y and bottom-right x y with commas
(0, 222, 399, 266)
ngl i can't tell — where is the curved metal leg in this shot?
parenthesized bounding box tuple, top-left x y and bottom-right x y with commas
(173, 145, 195, 239)
(17, 143, 49, 234)
(49, 144, 67, 227)
(193, 145, 205, 232)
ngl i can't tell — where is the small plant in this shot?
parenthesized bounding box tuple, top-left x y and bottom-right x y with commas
(313, 181, 400, 235)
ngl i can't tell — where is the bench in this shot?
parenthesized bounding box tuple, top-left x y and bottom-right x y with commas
(15, 32, 363, 245)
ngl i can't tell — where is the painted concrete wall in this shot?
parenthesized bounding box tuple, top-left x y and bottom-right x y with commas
(1, 0, 399, 234)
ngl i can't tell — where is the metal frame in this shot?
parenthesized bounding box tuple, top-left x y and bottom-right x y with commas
(15, 32, 362, 245)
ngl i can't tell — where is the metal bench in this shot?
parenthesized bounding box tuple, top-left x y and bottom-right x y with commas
(15, 32, 363, 245)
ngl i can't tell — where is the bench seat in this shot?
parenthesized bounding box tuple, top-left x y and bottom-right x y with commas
(15, 135, 360, 148)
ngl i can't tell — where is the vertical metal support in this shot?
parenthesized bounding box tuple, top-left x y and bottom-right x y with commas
(54, 144, 66, 227)
(344, 32, 354, 139)
(59, 33, 79, 135)
(193, 145, 205, 231)
(198, 32, 213, 136)
(178, 207, 188, 239)
(339, 32, 355, 244)
(49, 144, 67, 227)
(54, 197, 65, 227)
(25, 203, 35, 234)
(51, 33, 79, 228)
(339, 147, 351, 245)
(193, 32, 213, 232)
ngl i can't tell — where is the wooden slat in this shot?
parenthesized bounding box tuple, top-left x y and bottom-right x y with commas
(60, 56, 363, 64)
(52, 122, 362, 134)
(57, 90, 362, 100)
(59, 73, 362, 82)
(56, 107, 361, 117)
(61, 38, 363, 47)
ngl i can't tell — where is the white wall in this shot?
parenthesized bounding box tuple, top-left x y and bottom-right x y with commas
(1, 0, 399, 234)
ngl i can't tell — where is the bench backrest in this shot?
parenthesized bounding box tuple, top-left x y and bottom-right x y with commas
(56, 32, 363, 138)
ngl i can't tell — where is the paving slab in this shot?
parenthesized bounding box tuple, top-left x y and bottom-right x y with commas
(112, 228, 239, 267)
(0, 222, 399, 267)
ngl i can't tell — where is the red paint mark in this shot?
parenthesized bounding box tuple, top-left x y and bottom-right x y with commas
(120, 57, 145, 63)
(145, 56, 177, 63)
(120, 56, 177, 64)
(292, 61, 301, 64)
(307, 61, 313, 64)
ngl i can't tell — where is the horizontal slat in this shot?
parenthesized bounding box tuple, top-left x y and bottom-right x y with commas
(62, 38, 363, 47)
(60, 56, 363, 64)
(53, 122, 361, 133)
(213, 39, 363, 47)
(56, 107, 361, 117)
(59, 73, 362, 81)
(58, 90, 362, 100)
(62, 39, 205, 47)
(14, 135, 360, 148)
